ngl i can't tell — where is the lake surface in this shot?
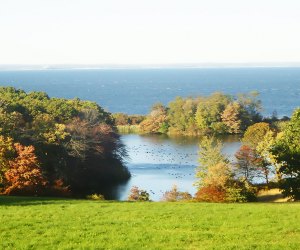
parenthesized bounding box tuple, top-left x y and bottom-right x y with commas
(117, 134, 241, 201)
(0, 67, 300, 117)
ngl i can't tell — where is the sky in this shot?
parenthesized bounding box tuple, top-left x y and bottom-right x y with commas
(0, 0, 300, 65)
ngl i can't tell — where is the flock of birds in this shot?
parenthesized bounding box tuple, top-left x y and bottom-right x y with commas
(127, 142, 198, 180)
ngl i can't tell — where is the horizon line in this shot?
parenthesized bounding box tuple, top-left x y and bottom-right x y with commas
(0, 62, 300, 71)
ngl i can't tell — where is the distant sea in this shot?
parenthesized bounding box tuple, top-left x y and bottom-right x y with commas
(0, 67, 299, 117)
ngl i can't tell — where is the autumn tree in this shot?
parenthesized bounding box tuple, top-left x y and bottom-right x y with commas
(139, 103, 168, 133)
(221, 102, 241, 134)
(127, 186, 150, 201)
(4, 143, 47, 195)
(195, 136, 228, 188)
(195, 136, 256, 202)
(161, 185, 192, 202)
(234, 145, 260, 182)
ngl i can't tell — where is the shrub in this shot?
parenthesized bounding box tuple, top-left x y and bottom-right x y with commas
(86, 193, 105, 200)
(225, 180, 257, 202)
(161, 185, 192, 202)
(127, 186, 150, 201)
(195, 186, 227, 202)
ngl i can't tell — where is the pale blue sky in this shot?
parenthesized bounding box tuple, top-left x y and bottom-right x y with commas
(0, 0, 300, 65)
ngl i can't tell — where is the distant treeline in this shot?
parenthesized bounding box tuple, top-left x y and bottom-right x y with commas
(114, 91, 288, 136)
(0, 87, 130, 197)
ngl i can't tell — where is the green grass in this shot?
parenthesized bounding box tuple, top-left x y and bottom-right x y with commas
(0, 196, 300, 249)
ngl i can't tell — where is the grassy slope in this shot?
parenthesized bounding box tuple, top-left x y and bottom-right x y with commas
(0, 196, 299, 250)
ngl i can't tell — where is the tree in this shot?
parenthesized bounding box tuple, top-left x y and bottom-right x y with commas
(234, 145, 260, 182)
(168, 97, 198, 134)
(127, 186, 150, 201)
(237, 91, 262, 129)
(161, 185, 192, 201)
(271, 109, 300, 199)
(221, 102, 241, 134)
(0, 136, 15, 187)
(4, 143, 47, 195)
(195, 93, 231, 133)
(242, 122, 271, 149)
(0, 87, 130, 197)
(256, 131, 279, 182)
(139, 103, 168, 133)
(195, 136, 228, 188)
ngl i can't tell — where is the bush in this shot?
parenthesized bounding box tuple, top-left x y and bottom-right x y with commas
(195, 186, 226, 202)
(225, 180, 257, 202)
(86, 193, 105, 200)
(161, 185, 192, 202)
(127, 186, 150, 201)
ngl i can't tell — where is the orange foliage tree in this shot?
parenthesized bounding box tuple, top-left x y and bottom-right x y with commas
(4, 143, 47, 195)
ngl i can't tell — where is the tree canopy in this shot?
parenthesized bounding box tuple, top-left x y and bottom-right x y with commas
(0, 87, 130, 197)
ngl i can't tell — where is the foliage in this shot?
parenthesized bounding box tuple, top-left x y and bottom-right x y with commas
(195, 92, 231, 132)
(271, 109, 300, 200)
(117, 125, 140, 134)
(133, 92, 262, 136)
(0, 87, 130, 197)
(242, 122, 271, 148)
(139, 103, 168, 133)
(161, 185, 192, 201)
(195, 136, 228, 188)
(0, 136, 15, 186)
(86, 193, 105, 200)
(127, 186, 150, 201)
(234, 145, 262, 182)
(195, 136, 256, 202)
(195, 186, 227, 202)
(221, 102, 242, 134)
(3, 143, 47, 195)
(113, 113, 145, 126)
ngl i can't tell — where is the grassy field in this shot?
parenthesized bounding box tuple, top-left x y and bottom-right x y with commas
(0, 196, 299, 250)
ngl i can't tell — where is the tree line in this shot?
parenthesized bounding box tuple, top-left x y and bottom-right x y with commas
(114, 91, 287, 136)
(0, 87, 130, 197)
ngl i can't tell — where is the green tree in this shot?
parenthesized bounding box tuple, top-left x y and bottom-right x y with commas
(271, 109, 300, 199)
(195, 136, 228, 188)
(0, 136, 15, 188)
(168, 97, 198, 134)
(195, 93, 231, 132)
(242, 122, 271, 149)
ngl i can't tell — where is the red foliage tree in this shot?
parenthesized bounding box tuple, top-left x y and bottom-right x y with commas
(235, 145, 263, 182)
(4, 143, 47, 195)
(195, 186, 226, 202)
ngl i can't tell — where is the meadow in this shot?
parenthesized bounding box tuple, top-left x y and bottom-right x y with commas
(0, 196, 299, 250)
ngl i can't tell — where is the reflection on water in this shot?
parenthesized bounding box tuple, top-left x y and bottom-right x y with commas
(114, 134, 241, 201)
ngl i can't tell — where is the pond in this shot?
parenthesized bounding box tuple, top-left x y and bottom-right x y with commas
(114, 134, 241, 201)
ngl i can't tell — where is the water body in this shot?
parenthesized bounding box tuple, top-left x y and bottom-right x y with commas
(0, 67, 299, 117)
(117, 134, 241, 201)
(0, 68, 299, 199)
